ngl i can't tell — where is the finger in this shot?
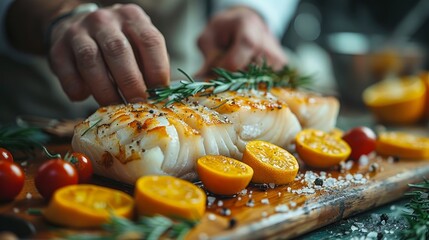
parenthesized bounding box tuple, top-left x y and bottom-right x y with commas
(49, 40, 90, 101)
(70, 34, 123, 106)
(196, 31, 224, 76)
(261, 37, 288, 69)
(126, 23, 170, 89)
(95, 27, 148, 103)
(216, 34, 257, 71)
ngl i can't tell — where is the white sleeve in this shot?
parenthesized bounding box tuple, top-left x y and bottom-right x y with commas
(212, 0, 299, 38)
(0, 0, 37, 62)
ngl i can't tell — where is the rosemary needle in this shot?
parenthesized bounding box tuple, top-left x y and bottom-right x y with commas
(148, 62, 311, 106)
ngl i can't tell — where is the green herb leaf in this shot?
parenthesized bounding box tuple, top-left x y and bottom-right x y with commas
(148, 62, 311, 106)
(0, 125, 49, 154)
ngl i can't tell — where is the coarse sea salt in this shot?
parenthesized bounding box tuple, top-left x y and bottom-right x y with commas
(275, 204, 289, 213)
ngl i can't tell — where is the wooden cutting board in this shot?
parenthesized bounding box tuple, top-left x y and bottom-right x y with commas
(0, 143, 428, 239)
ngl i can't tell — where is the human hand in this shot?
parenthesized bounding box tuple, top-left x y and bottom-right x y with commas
(48, 4, 170, 106)
(196, 7, 287, 77)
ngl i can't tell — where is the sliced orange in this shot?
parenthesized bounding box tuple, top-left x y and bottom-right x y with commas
(242, 140, 299, 185)
(43, 184, 134, 228)
(295, 129, 351, 169)
(134, 176, 206, 221)
(376, 131, 429, 159)
(362, 76, 426, 124)
(329, 128, 344, 138)
(196, 155, 253, 195)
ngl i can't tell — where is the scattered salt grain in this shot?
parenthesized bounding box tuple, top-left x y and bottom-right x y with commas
(217, 200, 224, 207)
(207, 196, 216, 206)
(240, 189, 248, 195)
(246, 199, 255, 207)
(275, 204, 289, 213)
(20, 161, 27, 167)
(237, 197, 242, 201)
(358, 155, 369, 166)
(208, 213, 216, 221)
(290, 201, 297, 207)
(26, 192, 32, 199)
(287, 187, 292, 192)
(261, 198, 270, 205)
(278, 192, 282, 197)
(367, 232, 378, 238)
(269, 183, 275, 189)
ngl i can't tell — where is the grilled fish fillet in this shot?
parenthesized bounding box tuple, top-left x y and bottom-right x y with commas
(72, 90, 302, 184)
(271, 87, 340, 131)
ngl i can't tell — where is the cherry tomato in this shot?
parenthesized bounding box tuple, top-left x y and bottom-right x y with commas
(342, 126, 377, 160)
(35, 159, 78, 199)
(0, 161, 25, 201)
(69, 152, 93, 183)
(0, 148, 13, 162)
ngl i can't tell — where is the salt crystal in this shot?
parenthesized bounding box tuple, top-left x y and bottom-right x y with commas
(208, 213, 216, 221)
(261, 198, 270, 205)
(345, 174, 354, 181)
(207, 196, 216, 206)
(320, 171, 327, 177)
(358, 155, 369, 166)
(237, 197, 242, 201)
(20, 161, 28, 167)
(290, 201, 297, 207)
(269, 183, 275, 189)
(287, 187, 292, 192)
(354, 173, 363, 180)
(240, 189, 248, 195)
(26, 192, 32, 199)
(367, 232, 377, 238)
(275, 204, 289, 213)
(217, 200, 224, 207)
(278, 192, 282, 197)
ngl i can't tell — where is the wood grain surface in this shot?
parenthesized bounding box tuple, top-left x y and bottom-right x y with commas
(1, 143, 428, 239)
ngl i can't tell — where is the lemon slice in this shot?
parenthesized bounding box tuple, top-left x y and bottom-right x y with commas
(197, 155, 253, 195)
(376, 131, 429, 159)
(362, 77, 425, 124)
(242, 140, 299, 185)
(135, 176, 206, 220)
(295, 129, 351, 169)
(44, 184, 134, 228)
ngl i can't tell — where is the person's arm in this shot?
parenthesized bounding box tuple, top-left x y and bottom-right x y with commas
(4, 1, 170, 106)
(5, 0, 88, 54)
(197, 1, 299, 76)
(212, 0, 299, 38)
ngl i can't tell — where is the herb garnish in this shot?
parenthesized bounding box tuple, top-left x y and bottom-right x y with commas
(148, 63, 311, 106)
(400, 179, 429, 239)
(0, 125, 48, 154)
(81, 119, 102, 137)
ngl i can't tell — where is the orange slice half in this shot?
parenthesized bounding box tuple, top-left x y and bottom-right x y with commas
(376, 131, 429, 159)
(242, 140, 299, 185)
(43, 184, 134, 228)
(197, 155, 253, 195)
(134, 176, 206, 221)
(295, 129, 351, 169)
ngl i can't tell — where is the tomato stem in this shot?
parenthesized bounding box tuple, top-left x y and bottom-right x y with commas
(42, 146, 61, 159)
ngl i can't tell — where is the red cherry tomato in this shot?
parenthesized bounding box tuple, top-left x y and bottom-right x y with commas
(69, 152, 93, 183)
(0, 161, 25, 201)
(35, 159, 78, 199)
(342, 126, 377, 160)
(0, 148, 13, 162)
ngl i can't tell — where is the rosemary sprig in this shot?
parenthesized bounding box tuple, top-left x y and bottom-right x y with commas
(108, 215, 197, 240)
(400, 179, 429, 239)
(148, 62, 311, 105)
(0, 125, 49, 153)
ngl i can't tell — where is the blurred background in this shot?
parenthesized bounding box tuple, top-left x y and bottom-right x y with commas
(282, 0, 429, 109)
